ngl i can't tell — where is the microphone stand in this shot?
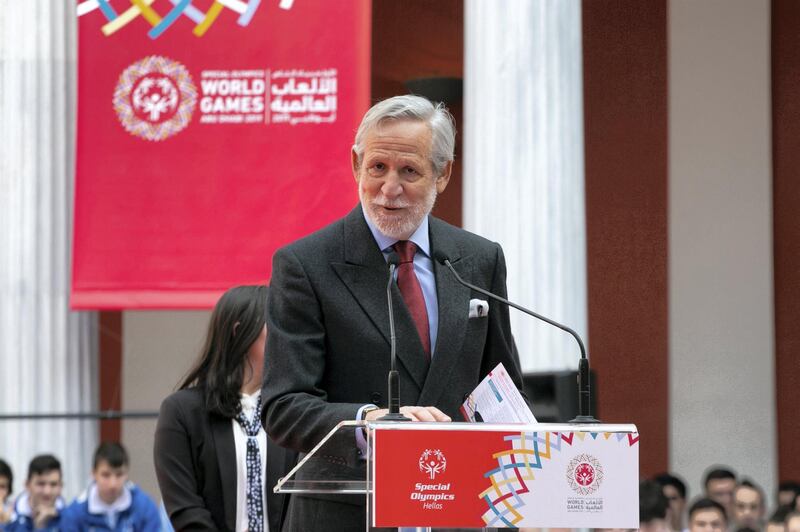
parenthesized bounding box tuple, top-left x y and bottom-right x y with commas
(438, 255, 599, 424)
(379, 254, 411, 422)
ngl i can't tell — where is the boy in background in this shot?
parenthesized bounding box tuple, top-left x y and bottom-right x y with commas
(4, 455, 65, 531)
(688, 497, 727, 532)
(62, 442, 160, 532)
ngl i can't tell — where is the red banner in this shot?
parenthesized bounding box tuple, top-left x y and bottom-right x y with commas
(72, 0, 370, 309)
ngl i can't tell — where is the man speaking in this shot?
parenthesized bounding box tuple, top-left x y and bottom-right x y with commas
(262, 95, 525, 530)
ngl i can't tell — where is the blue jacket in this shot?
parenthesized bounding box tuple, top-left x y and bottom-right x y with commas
(3, 492, 65, 531)
(60, 483, 160, 532)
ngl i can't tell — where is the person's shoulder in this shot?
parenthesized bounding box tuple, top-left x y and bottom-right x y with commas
(2, 515, 28, 531)
(60, 496, 89, 524)
(159, 387, 205, 418)
(128, 482, 152, 499)
(128, 484, 159, 511)
(429, 215, 501, 254)
(6, 493, 32, 530)
(3, 519, 31, 532)
(162, 387, 203, 406)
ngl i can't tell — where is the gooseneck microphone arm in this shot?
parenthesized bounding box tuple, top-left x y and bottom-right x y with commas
(378, 252, 411, 422)
(433, 251, 599, 424)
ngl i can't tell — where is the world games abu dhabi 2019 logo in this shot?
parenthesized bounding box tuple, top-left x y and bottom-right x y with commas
(419, 449, 447, 480)
(566, 453, 604, 495)
(114, 56, 197, 141)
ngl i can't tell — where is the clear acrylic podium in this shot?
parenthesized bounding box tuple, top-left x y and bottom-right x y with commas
(274, 420, 639, 529)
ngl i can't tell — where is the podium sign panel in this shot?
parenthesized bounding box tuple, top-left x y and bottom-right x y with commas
(371, 423, 639, 529)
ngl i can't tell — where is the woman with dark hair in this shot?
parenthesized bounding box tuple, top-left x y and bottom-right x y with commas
(154, 285, 294, 531)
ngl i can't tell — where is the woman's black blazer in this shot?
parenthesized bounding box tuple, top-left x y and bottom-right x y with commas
(154, 387, 295, 531)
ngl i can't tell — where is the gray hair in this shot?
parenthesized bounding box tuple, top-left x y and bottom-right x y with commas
(353, 95, 456, 176)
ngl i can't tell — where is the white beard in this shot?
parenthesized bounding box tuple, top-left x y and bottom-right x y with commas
(360, 183, 437, 240)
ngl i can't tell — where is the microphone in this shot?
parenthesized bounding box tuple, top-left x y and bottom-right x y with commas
(433, 251, 599, 424)
(378, 252, 411, 422)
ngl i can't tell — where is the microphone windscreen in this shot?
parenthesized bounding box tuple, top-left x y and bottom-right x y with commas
(386, 251, 401, 267)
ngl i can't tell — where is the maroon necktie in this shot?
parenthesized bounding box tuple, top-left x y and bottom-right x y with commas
(393, 240, 431, 360)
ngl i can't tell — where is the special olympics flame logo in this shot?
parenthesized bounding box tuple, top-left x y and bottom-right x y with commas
(131, 75, 179, 123)
(419, 449, 447, 480)
(575, 462, 595, 486)
(566, 453, 604, 495)
(114, 56, 197, 141)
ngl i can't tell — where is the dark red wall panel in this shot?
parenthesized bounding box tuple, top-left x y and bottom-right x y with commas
(772, 0, 800, 482)
(99, 311, 122, 442)
(582, 0, 669, 477)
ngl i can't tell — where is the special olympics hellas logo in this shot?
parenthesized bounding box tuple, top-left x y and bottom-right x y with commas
(113, 56, 197, 141)
(566, 453, 604, 495)
(419, 449, 447, 480)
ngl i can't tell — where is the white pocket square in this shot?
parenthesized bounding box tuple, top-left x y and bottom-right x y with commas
(469, 298, 489, 318)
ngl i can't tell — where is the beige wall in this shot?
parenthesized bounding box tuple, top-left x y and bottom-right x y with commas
(669, 0, 776, 498)
(122, 310, 210, 500)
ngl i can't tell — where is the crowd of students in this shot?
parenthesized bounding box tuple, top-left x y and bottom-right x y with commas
(637, 468, 800, 532)
(0, 443, 163, 532)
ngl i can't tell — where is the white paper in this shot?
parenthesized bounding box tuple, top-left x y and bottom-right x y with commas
(460, 362, 536, 423)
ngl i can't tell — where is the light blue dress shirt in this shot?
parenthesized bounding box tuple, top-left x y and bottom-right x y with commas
(362, 210, 439, 355)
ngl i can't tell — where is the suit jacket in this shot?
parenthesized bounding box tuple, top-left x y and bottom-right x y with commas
(261, 203, 524, 453)
(154, 387, 295, 531)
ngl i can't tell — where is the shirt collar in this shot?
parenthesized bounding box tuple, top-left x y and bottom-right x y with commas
(14, 492, 32, 517)
(362, 207, 431, 258)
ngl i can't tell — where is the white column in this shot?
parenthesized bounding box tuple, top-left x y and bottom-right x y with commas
(463, 0, 586, 371)
(0, 2, 98, 499)
(669, 0, 776, 497)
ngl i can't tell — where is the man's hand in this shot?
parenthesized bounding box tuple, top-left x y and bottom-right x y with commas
(364, 406, 451, 422)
